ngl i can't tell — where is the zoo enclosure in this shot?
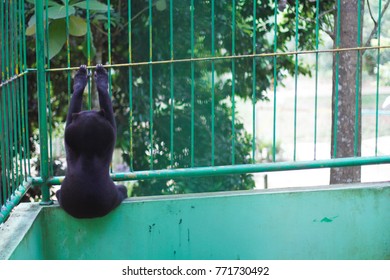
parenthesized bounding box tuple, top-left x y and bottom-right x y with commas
(1, 0, 390, 223)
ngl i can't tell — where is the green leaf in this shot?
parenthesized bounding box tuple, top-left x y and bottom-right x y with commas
(69, 16, 87, 37)
(25, 6, 80, 37)
(26, 17, 47, 36)
(27, 14, 36, 27)
(72, 0, 110, 12)
(47, 5, 76, 19)
(156, 0, 167, 11)
(26, 24, 36, 36)
(92, 14, 108, 22)
(27, 5, 75, 27)
(26, 0, 59, 5)
(47, 19, 67, 60)
(62, 0, 81, 4)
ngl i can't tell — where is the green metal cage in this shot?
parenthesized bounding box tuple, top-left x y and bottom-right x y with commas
(1, 0, 390, 224)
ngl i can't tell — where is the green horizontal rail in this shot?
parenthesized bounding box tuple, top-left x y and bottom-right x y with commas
(0, 179, 31, 224)
(31, 156, 390, 186)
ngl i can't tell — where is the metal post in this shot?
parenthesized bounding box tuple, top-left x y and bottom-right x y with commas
(35, 0, 51, 205)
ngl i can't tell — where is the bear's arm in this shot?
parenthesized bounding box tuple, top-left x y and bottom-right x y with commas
(66, 65, 88, 127)
(95, 64, 116, 128)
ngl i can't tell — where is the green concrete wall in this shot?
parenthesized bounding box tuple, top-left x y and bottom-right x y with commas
(2, 183, 390, 260)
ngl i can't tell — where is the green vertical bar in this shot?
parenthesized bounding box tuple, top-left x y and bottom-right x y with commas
(0, 94, 4, 203)
(14, 0, 23, 182)
(2, 85, 11, 201)
(21, 0, 31, 176)
(0, 0, 7, 201)
(0, 0, 2, 76)
(16, 77, 24, 182)
(35, 0, 51, 204)
(10, 75, 18, 189)
(211, 0, 215, 166)
(231, 0, 236, 165)
(45, 0, 53, 177)
(107, 0, 112, 98)
(272, 1, 278, 162)
(0, 0, 3, 205)
(108, 1, 113, 173)
(65, 0, 71, 101)
(18, 0, 26, 178)
(252, 0, 257, 163)
(0, 0, 6, 201)
(313, 0, 320, 160)
(107, 0, 112, 63)
(86, 0, 92, 109)
(10, 0, 19, 189)
(354, 0, 362, 157)
(14, 0, 21, 184)
(128, 0, 133, 171)
(293, 0, 299, 161)
(0, 0, 3, 78)
(170, 0, 174, 168)
(333, 0, 341, 158)
(149, 0, 154, 170)
(8, 0, 13, 192)
(190, 0, 195, 167)
(86, 0, 91, 66)
(18, 80, 27, 180)
(374, 0, 382, 156)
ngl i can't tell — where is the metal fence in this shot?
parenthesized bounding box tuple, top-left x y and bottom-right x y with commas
(0, 0, 31, 222)
(1, 0, 390, 223)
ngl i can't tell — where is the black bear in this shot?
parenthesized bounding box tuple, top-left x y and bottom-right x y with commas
(56, 64, 127, 218)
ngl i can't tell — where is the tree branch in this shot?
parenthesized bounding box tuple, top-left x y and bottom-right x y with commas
(324, 29, 335, 40)
(367, 0, 377, 26)
(363, 0, 390, 53)
(298, 7, 336, 25)
(318, 7, 337, 20)
(297, 7, 336, 41)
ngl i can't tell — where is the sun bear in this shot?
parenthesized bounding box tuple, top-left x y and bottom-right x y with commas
(56, 64, 127, 218)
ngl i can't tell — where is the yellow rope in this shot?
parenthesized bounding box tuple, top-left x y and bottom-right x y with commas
(5, 44, 390, 75)
(0, 71, 28, 88)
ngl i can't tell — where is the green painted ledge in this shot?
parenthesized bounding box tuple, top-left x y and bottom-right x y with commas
(1, 182, 390, 260)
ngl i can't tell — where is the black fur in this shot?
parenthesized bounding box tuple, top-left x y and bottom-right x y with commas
(56, 64, 127, 218)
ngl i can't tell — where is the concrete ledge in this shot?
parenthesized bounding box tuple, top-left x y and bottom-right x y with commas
(0, 203, 42, 259)
(2, 182, 390, 260)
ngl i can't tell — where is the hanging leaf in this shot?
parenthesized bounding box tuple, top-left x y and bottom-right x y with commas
(26, 24, 36, 36)
(69, 16, 87, 37)
(26, 4, 75, 29)
(72, 0, 110, 12)
(156, 0, 167, 11)
(91, 14, 108, 24)
(59, 0, 82, 4)
(47, 19, 67, 60)
(27, 14, 36, 27)
(26, 0, 60, 5)
(47, 5, 76, 19)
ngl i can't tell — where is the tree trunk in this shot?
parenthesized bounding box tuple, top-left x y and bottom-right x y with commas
(330, 0, 364, 184)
